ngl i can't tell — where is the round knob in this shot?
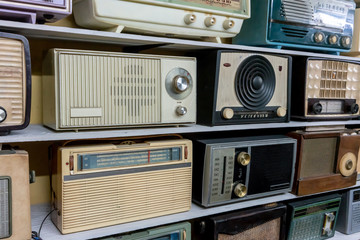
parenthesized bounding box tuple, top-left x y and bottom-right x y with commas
(222, 108, 234, 120)
(313, 102, 322, 114)
(233, 183, 247, 198)
(328, 35, 338, 45)
(237, 152, 250, 166)
(351, 103, 359, 114)
(276, 107, 287, 117)
(184, 14, 196, 25)
(341, 36, 352, 48)
(223, 19, 235, 30)
(204, 16, 216, 27)
(0, 107, 7, 123)
(173, 75, 190, 93)
(314, 32, 325, 43)
(176, 106, 187, 116)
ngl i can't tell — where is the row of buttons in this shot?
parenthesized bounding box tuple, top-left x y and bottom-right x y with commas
(313, 32, 352, 48)
(184, 14, 235, 30)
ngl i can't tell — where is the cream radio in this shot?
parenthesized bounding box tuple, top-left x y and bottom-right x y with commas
(0, 0, 72, 24)
(0, 32, 31, 135)
(42, 49, 196, 130)
(51, 139, 192, 234)
(73, 0, 250, 39)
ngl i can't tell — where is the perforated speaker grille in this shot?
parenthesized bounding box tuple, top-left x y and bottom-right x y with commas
(235, 55, 275, 110)
(0, 177, 10, 238)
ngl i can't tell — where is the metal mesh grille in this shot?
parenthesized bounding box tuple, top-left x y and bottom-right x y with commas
(0, 178, 10, 238)
(282, 0, 314, 24)
(59, 53, 161, 128)
(0, 37, 25, 125)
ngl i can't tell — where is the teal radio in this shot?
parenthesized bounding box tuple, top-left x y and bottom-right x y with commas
(233, 0, 356, 53)
(287, 194, 342, 240)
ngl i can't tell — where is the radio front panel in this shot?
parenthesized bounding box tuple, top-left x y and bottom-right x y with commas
(0, 32, 31, 134)
(73, 0, 250, 38)
(0, 0, 71, 23)
(193, 136, 296, 207)
(337, 188, 360, 234)
(287, 194, 342, 240)
(42, 49, 196, 130)
(52, 139, 192, 234)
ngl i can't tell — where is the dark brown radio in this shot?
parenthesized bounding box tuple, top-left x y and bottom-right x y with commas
(288, 129, 359, 196)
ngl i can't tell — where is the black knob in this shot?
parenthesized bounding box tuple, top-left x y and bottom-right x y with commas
(351, 103, 359, 114)
(313, 102, 322, 114)
(43, 14, 54, 20)
(0, 107, 7, 123)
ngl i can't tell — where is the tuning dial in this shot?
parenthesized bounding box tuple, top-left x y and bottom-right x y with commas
(276, 107, 287, 117)
(223, 19, 235, 30)
(314, 32, 325, 43)
(184, 14, 196, 25)
(350, 103, 359, 114)
(237, 152, 250, 166)
(176, 106, 187, 116)
(222, 108, 234, 120)
(233, 183, 247, 198)
(312, 102, 322, 114)
(341, 36, 352, 48)
(173, 75, 190, 93)
(204, 16, 216, 27)
(0, 107, 7, 123)
(328, 34, 338, 45)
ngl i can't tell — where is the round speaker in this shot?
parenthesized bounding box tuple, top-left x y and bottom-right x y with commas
(235, 55, 276, 111)
(339, 152, 356, 177)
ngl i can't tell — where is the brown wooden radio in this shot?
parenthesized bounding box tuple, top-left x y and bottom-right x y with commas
(288, 129, 359, 196)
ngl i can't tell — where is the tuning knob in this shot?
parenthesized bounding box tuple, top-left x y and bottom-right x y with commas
(222, 108, 234, 120)
(341, 36, 352, 48)
(204, 16, 216, 27)
(314, 32, 325, 43)
(176, 106, 187, 116)
(223, 19, 235, 30)
(184, 14, 196, 25)
(0, 107, 7, 123)
(328, 34, 338, 45)
(276, 107, 287, 117)
(312, 102, 322, 114)
(237, 152, 250, 166)
(173, 75, 190, 93)
(234, 183, 247, 198)
(350, 103, 359, 114)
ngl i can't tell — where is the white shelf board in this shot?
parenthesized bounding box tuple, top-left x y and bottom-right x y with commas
(0, 20, 359, 61)
(31, 181, 360, 240)
(333, 231, 360, 240)
(3, 120, 360, 143)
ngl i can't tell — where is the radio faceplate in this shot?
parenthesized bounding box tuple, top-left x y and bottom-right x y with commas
(193, 135, 296, 207)
(337, 188, 360, 234)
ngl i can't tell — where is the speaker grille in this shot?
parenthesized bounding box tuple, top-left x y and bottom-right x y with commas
(0, 177, 10, 238)
(281, 27, 308, 38)
(59, 53, 161, 128)
(0, 37, 25, 126)
(62, 167, 191, 231)
(235, 55, 276, 110)
(281, 0, 314, 24)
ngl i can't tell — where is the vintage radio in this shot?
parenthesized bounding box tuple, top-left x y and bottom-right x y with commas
(0, 148, 31, 240)
(73, 0, 250, 39)
(94, 222, 191, 240)
(291, 57, 360, 120)
(42, 49, 196, 131)
(192, 135, 296, 207)
(0, 32, 31, 135)
(234, 0, 355, 53)
(336, 188, 360, 234)
(51, 139, 192, 234)
(287, 194, 342, 240)
(196, 50, 291, 126)
(0, 0, 71, 24)
(288, 129, 358, 196)
(195, 203, 287, 240)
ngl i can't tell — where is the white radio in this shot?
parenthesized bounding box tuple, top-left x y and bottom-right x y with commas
(73, 0, 250, 39)
(42, 49, 196, 130)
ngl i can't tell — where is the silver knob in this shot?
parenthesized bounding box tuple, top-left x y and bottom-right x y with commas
(204, 16, 216, 27)
(176, 106, 187, 116)
(314, 32, 325, 43)
(173, 75, 190, 93)
(0, 107, 7, 123)
(341, 36, 352, 48)
(184, 14, 196, 25)
(328, 35, 338, 45)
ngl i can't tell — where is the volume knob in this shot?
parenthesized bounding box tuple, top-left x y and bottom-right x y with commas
(329, 35, 338, 45)
(204, 16, 216, 27)
(176, 106, 187, 116)
(341, 36, 352, 48)
(276, 107, 287, 117)
(314, 32, 325, 43)
(234, 183, 247, 198)
(313, 102, 322, 114)
(237, 152, 250, 166)
(184, 14, 196, 25)
(222, 108, 234, 120)
(173, 75, 190, 93)
(0, 107, 7, 123)
(223, 19, 235, 30)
